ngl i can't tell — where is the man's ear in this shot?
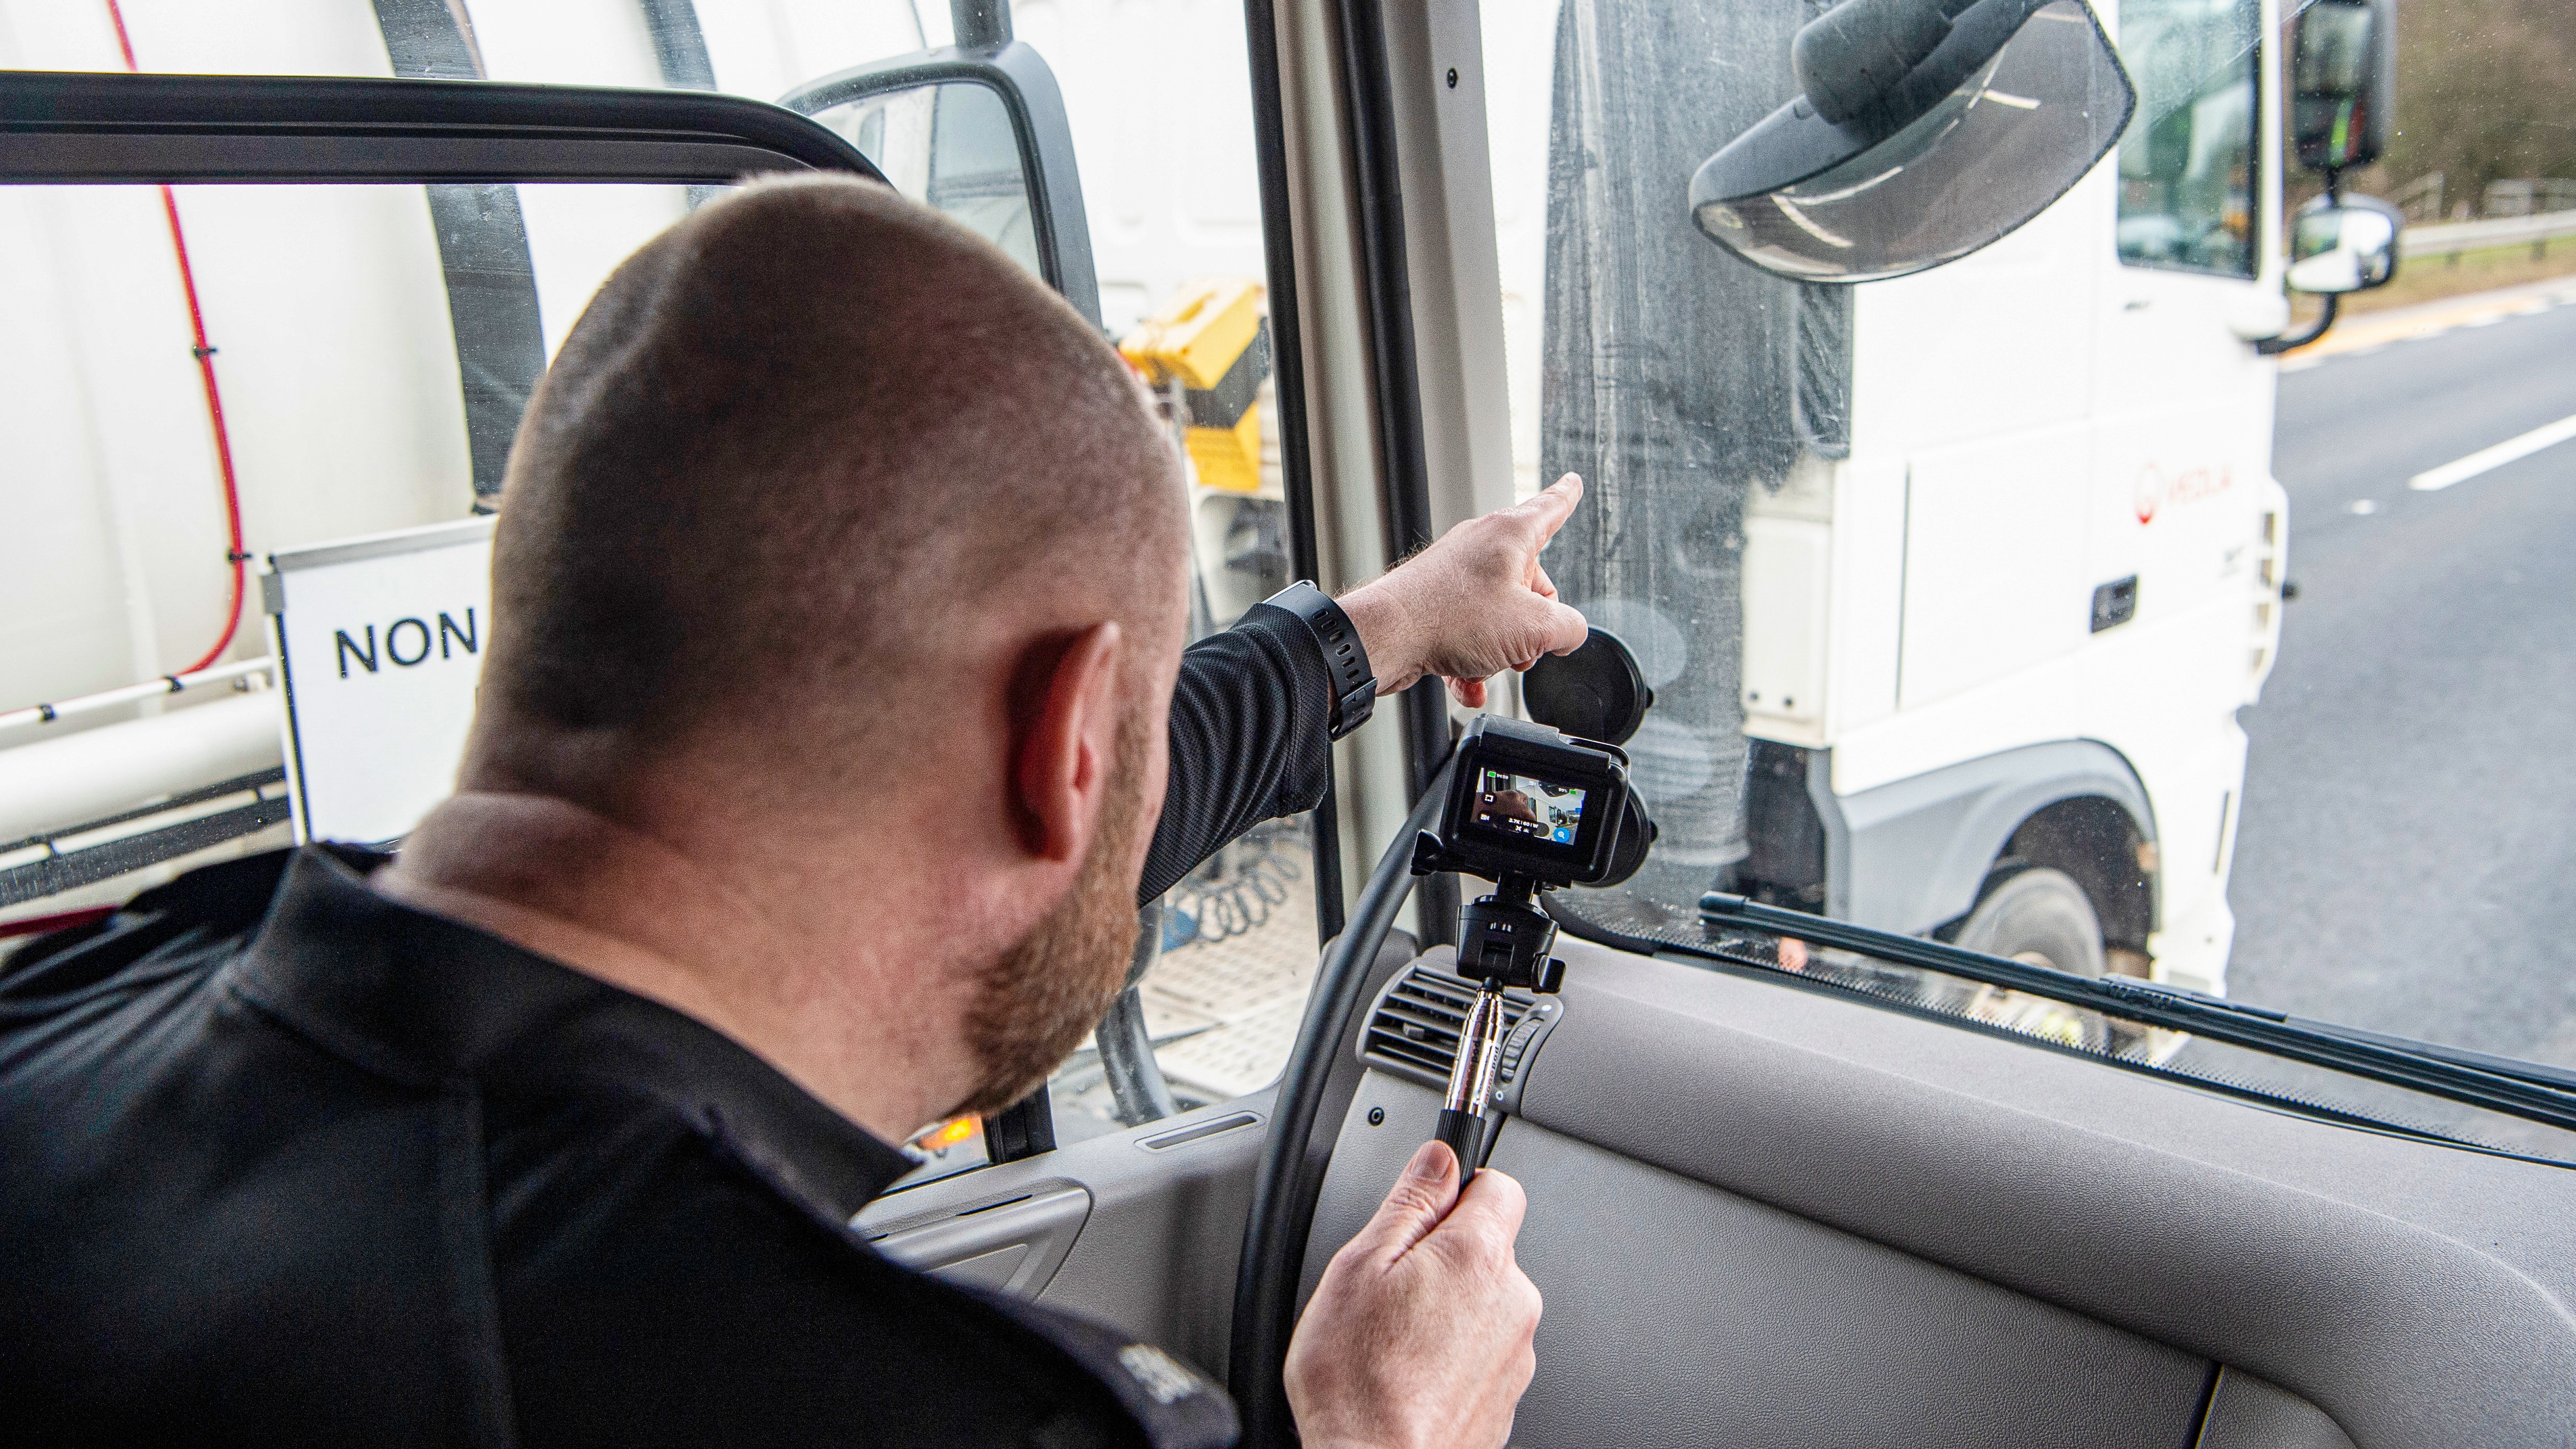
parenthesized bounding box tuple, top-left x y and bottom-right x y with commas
(1010, 621, 1124, 864)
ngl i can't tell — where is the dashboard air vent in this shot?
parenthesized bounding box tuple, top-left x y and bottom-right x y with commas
(1362, 963, 1540, 1087)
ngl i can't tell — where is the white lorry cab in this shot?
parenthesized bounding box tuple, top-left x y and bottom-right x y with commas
(1472, 0, 2303, 1002)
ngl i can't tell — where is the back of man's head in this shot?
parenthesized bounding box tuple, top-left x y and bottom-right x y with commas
(467, 174, 1186, 821)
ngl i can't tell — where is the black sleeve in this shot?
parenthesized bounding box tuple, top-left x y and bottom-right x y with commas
(1139, 604, 1337, 905)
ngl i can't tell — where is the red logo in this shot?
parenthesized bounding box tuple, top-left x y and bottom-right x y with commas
(2134, 462, 2235, 524)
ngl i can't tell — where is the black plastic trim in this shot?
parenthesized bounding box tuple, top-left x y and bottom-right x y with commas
(0, 70, 884, 186)
(981, 1086, 1057, 1163)
(1244, 0, 1344, 938)
(1329, 0, 1455, 946)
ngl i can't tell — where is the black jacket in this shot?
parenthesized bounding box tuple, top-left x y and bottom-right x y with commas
(0, 610, 1336, 1447)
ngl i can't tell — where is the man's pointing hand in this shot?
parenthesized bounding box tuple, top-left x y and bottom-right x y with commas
(1339, 474, 1591, 709)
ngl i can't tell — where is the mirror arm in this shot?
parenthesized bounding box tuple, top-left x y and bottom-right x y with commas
(951, 0, 1011, 50)
(2260, 164, 2355, 355)
(2255, 291, 2339, 356)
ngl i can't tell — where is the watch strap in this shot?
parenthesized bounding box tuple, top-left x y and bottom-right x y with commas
(1264, 581, 1376, 742)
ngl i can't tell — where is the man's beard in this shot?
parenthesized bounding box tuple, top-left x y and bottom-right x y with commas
(952, 710, 1151, 1116)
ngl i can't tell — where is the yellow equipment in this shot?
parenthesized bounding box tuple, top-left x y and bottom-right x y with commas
(1119, 278, 1271, 493)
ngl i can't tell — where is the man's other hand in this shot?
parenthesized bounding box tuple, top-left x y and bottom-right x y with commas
(1340, 474, 1591, 708)
(1282, 1140, 1542, 1449)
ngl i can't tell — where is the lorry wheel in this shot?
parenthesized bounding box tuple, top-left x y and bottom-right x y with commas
(1954, 868, 2106, 977)
(1953, 868, 2133, 1053)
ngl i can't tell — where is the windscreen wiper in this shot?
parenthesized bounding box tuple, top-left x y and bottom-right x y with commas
(1692, 892, 2576, 1136)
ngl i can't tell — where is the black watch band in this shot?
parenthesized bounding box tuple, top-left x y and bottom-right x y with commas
(1264, 580, 1376, 742)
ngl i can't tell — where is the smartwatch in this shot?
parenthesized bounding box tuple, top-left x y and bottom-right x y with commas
(1263, 580, 1377, 741)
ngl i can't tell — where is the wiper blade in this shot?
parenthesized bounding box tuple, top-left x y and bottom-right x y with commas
(1695, 892, 2576, 1135)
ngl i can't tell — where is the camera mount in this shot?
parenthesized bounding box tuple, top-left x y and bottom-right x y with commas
(1406, 709, 1655, 1182)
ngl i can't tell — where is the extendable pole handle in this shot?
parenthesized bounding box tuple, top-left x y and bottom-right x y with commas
(1434, 1105, 1493, 1189)
(1435, 981, 1511, 1190)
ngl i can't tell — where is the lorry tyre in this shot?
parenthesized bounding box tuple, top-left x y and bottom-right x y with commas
(1955, 868, 2107, 978)
(1953, 868, 2137, 1053)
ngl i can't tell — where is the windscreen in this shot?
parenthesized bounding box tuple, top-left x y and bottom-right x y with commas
(1484, 0, 2576, 1146)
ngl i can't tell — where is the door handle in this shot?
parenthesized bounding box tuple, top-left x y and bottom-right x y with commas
(867, 1184, 1092, 1297)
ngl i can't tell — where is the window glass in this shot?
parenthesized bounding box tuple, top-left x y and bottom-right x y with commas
(1, 0, 1324, 1163)
(2115, 0, 2261, 275)
(0, 180, 702, 935)
(1020, 0, 1316, 1145)
(1482, 0, 2576, 1138)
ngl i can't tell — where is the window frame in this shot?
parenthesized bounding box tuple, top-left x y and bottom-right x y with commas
(1, 52, 1346, 1175)
(0, 69, 883, 186)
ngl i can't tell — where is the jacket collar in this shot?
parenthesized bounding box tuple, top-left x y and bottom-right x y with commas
(227, 846, 913, 1218)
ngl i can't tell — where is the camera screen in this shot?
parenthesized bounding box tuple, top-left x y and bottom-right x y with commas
(1471, 767, 1589, 847)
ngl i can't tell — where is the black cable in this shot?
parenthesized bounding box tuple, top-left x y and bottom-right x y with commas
(1168, 824, 1303, 944)
(1229, 755, 1454, 1449)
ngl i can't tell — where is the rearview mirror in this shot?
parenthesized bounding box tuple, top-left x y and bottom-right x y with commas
(1689, 0, 2135, 282)
(2290, 0, 2395, 174)
(782, 37, 1100, 327)
(2286, 193, 2401, 293)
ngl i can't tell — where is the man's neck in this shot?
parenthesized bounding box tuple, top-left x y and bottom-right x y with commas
(376, 790, 963, 1145)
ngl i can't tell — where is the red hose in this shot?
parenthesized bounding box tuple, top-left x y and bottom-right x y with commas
(0, 906, 117, 941)
(106, 0, 249, 677)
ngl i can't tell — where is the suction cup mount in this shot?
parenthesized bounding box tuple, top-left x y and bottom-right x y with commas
(1523, 627, 1652, 747)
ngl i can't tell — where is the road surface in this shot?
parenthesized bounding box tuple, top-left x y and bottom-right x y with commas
(2228, 279, 2576, 1071)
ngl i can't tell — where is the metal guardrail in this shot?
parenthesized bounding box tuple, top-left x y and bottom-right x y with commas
(2400, 210, 2576, 261)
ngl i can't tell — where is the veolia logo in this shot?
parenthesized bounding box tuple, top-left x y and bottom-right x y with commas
(2134, 463, 2238, 524)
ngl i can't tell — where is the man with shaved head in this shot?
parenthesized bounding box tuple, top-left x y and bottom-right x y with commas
(1, 175, 1589, 1448)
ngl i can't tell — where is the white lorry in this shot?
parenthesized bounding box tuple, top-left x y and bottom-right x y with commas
(0, 0, 2350, 1019)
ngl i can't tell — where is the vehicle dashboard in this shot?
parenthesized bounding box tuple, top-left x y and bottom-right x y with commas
(1302, 941, 2576, 1447)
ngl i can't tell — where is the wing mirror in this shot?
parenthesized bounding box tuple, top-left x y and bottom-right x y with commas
(2290, 0, 2395, 174)
(1689, 0, 2135, 282)
(779, 23, 1100, 327)
(2287, 193, 2402, 294)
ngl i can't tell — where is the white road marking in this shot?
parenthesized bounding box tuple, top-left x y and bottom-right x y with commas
(2350, 498, 2379, 514)
(2408, 412, 2576, 491)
